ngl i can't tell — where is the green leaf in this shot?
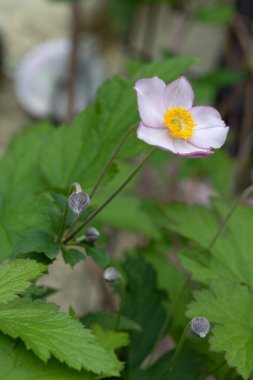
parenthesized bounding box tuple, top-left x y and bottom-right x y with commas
(40, 79, 140, 190)
(92, 324, 129, 373)
(121, 255, 167, 367)
(13, 230, 60, 260)
(40, 118, 89, 189)
(195, 4, 235, 25)
(0, 123, 56, 259)
(166, 199, 253, 379)
(0, 193, 53, 259)
(62, 247, 85, 267)
(0, 333, 94, 380)
(0, 259, 45, 304)
(0, 122, 51, 195)
(0, 299, 119, 376)
(126, 59, 144, 76)
(24, 284, 56, 300)
(96, 195, 161, 238)
(187, 281, 253, 380)
(164, 201, 218, 248)
(165, 200, 253, 288)
(82, 311, 142, 332)
(133, 56, 197, 82)
(84, 244, 110, 267)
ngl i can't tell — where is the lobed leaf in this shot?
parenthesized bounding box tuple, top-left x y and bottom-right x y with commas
(187, 282, 253, 380)
(0, 333, 94, 380)
(13, 230, 59, 260)
(0, 259, 46, 304)
(92, 324, 129, 374)
(62, 247, 85, 267)
(165, 199, 253, 378)
(0, 299, 120, 376)
(84, 244, 110, 268)
(165, 200, 253, 288)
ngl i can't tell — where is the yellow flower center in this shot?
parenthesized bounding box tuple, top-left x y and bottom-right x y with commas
(163, 107, 196, 140)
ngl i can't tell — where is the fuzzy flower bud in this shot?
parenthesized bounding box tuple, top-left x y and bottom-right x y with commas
(103, 267, 121, 283)
(85, 227, 100, 244)
(68, 192, 90, 214)
(191, 316, 210, 338)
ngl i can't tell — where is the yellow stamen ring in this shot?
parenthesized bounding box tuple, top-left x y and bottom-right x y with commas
(163, 107, 196, 140)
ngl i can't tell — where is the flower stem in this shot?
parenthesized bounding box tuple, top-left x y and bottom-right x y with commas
(90, 125, 136, 200)
(58, 202, 69, 243)
(115, 279, 126, 331)
(147, 275, 190, 366)
(62, 147, 156, 244)
(160, 322, 190, 379)
(115, 304, 122, 331)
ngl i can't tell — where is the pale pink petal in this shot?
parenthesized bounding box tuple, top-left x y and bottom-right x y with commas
(134, 77, 166, 128)
(164, 76, 194, 109)
(182, 151, 214, 158)
(173, 139, 213, 157)
(190, 106, 229, 149)
(137, 123, 176, 152)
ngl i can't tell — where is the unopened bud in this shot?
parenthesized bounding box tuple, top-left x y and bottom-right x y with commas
(191, 317, 210, 338)
(103, 267, 121, 283)
(68, 192, 90, 214)
(85, 227, 100, 244)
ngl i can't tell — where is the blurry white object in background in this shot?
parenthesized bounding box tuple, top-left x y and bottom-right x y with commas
(15, 34, 105, 121)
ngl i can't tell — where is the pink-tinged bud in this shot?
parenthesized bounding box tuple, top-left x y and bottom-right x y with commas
(68, 192, 90, 214)
(191, 317, 210, 338)
(103, 267, 121, 283)
(85, 227, 100, 243)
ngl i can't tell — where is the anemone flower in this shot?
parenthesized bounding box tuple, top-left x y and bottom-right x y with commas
(134, 76, 229, 157)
